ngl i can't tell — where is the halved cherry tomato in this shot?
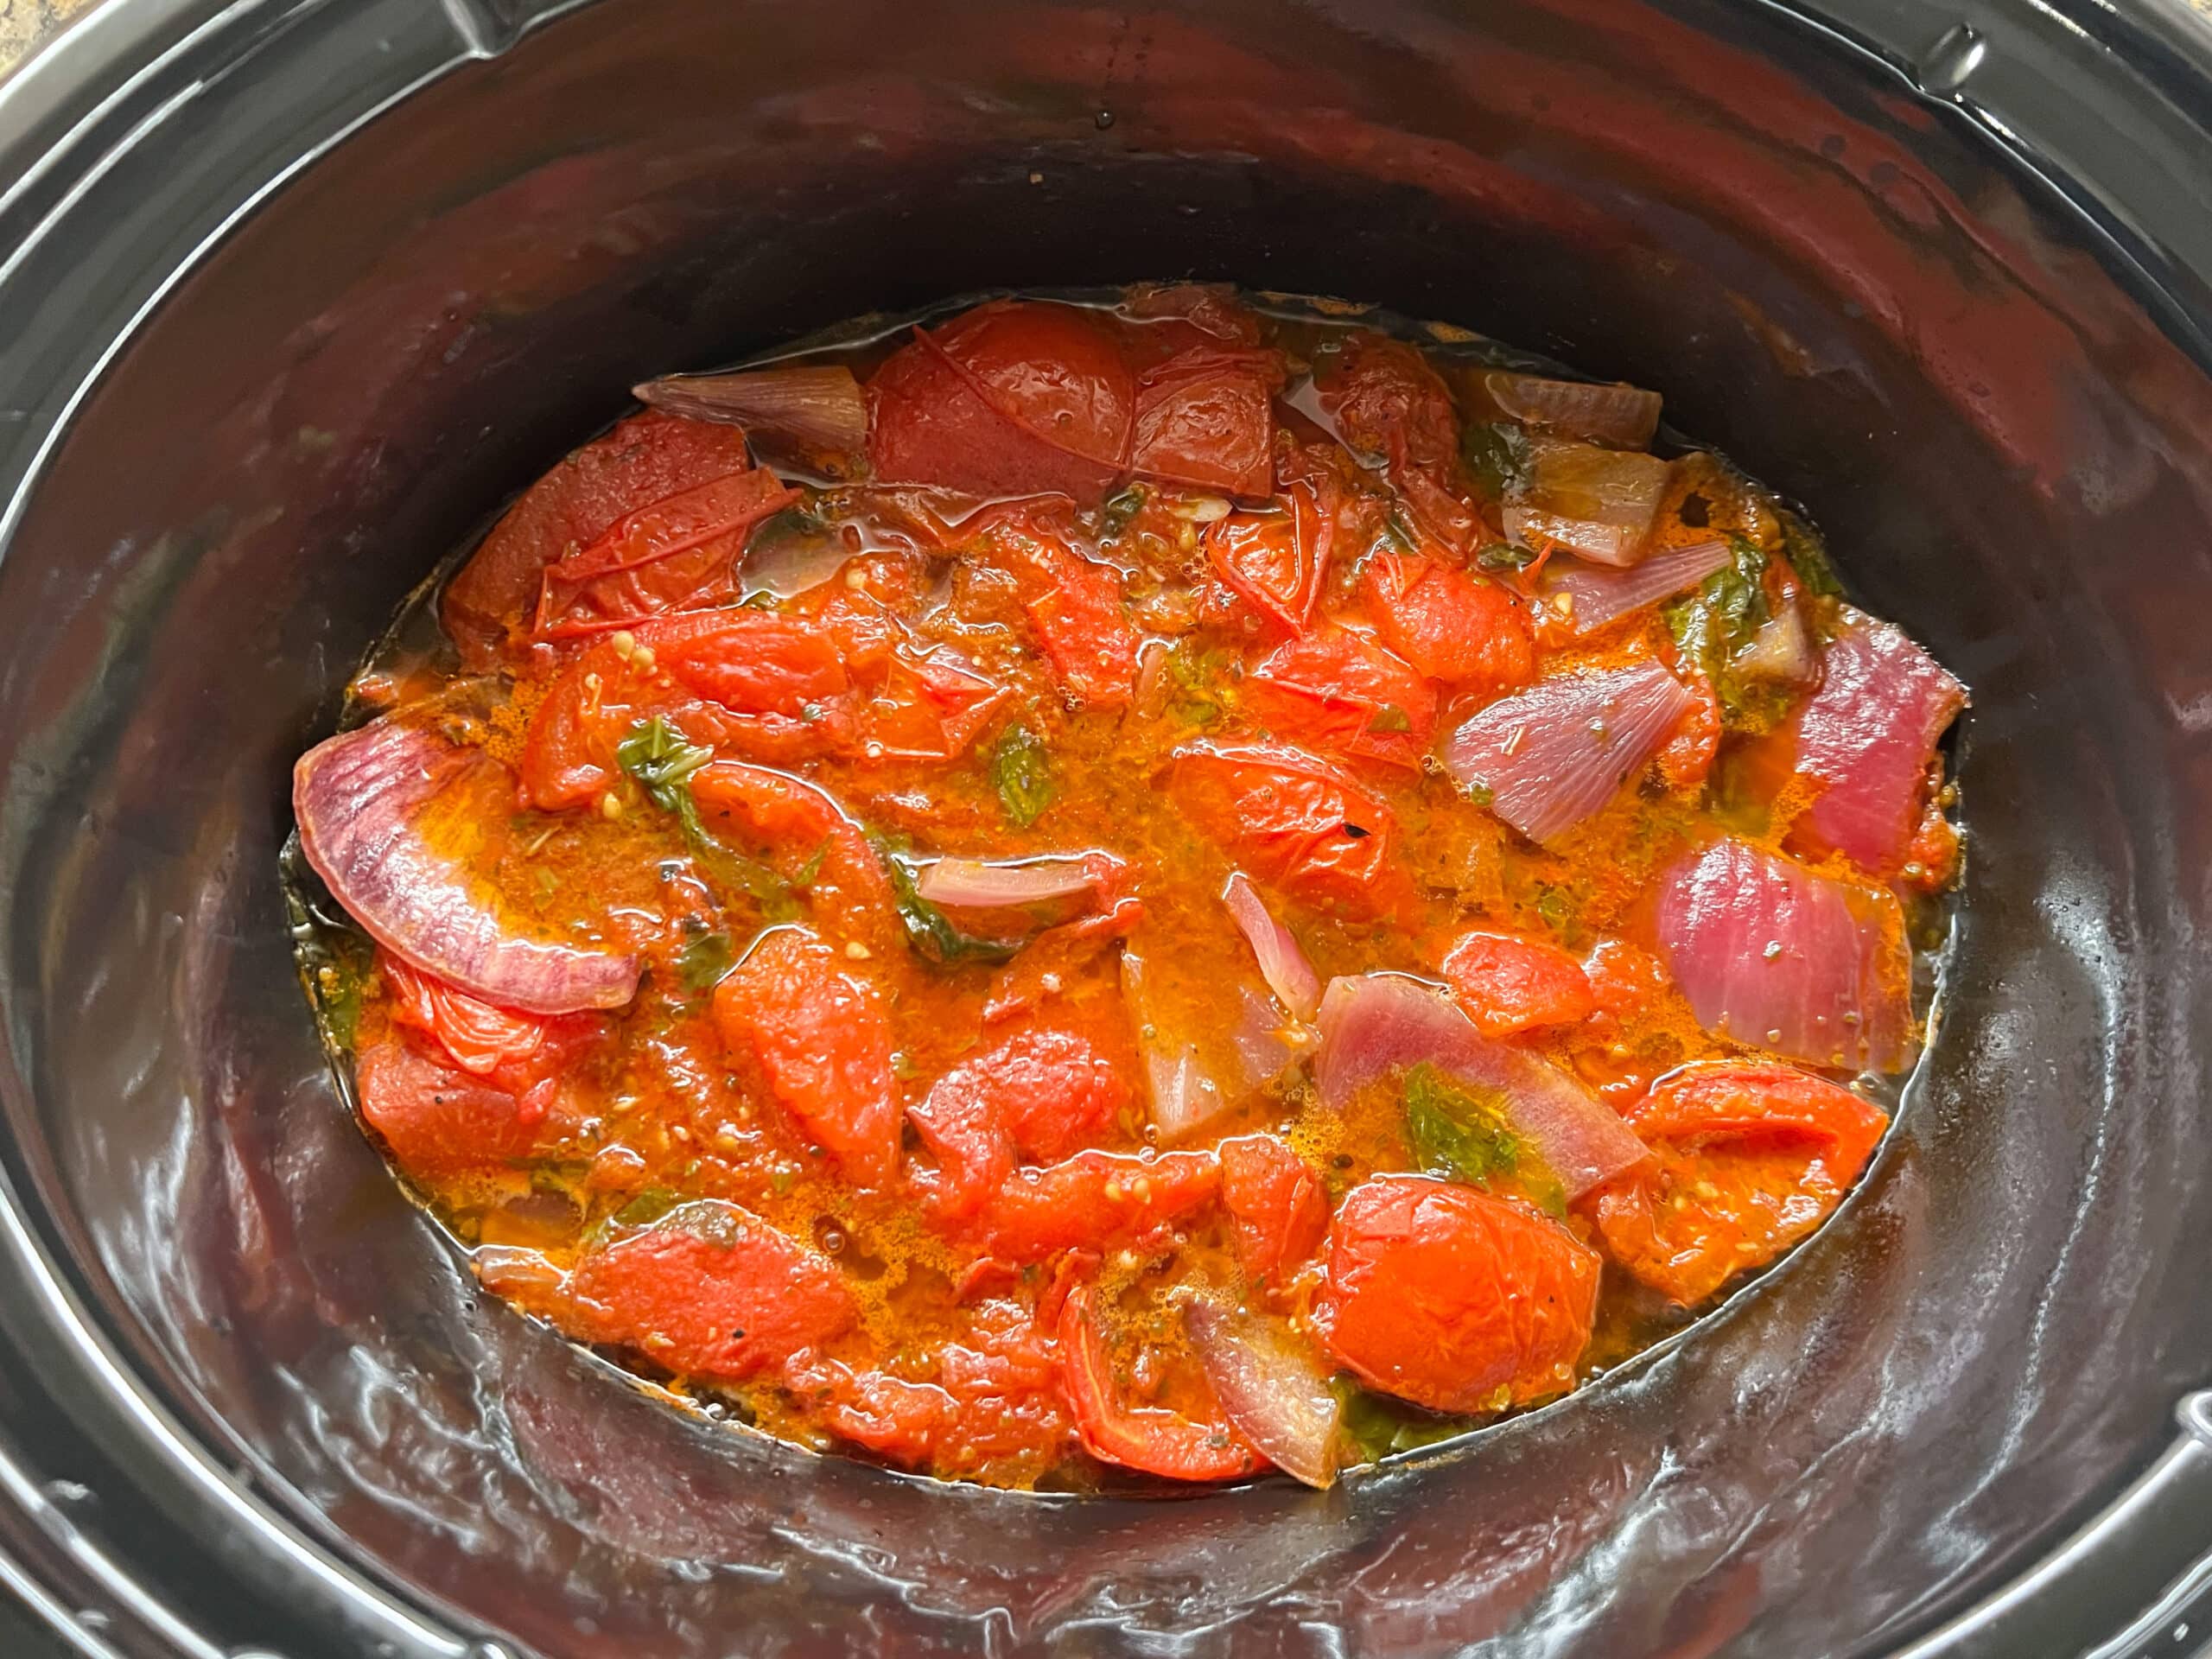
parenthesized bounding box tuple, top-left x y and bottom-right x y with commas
(1205, 476, 1333, 632)
(976, 1148, 1219, 1262)
(563, 1199, 856, 1381)
(909, 1028, 1128, 1220)
(1360, 550, 1535, 693)
(1593, 1061, 1888, 1306)
(713, 927, 899, 1185)
(1319, 334, 1461, 472)
(1314, 1174, 1600, 1413)
(1171, 740, 1416, 922)
(533, 467, 799, 639)
(932, 301, 1135, 469)
(1218, 1135, 1328, 1287)
(1438, 930, 1597, 1038)
(1015, 543, 1141, 709)
(1583, 938, 1669, 1020)
(1243, 623, 1436, 771)
(1056, 1285, 1264, 1481)
(443, 410, 753, 665)
(660, 611, 849, 716)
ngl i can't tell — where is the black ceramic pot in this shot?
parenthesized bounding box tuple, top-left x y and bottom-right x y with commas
(1, 2, 2209, 1655)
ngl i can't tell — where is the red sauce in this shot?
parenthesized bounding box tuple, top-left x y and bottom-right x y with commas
(291, 286, 1961, 1491)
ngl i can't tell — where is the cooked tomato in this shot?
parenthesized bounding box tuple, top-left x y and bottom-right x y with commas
(712, 927, 899, 1185)
(308, 286, 1954, 1493)
(1360, 550, 1535, 692)
(1593, 1062, 1889, 1306)
(1171, 741, 1416, 921)
(1243, 623, 1437, 771)
(564, 1200, 856, 1380)
(1438, 931, 1597, 1037)
(1056, 1285, 1264, 1481)
(1205, 477, 1333, 632)
(1218, 1135, 1328, 1287)
(1314, 1174, 1601, 1412)
(976, 1148, 1219, 1262)
(442, 410, 753, 664)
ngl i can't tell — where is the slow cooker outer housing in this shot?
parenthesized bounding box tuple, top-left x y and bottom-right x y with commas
(1, 1, 2209, 1655)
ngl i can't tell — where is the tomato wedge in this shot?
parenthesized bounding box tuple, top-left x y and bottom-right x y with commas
(1218, 1135, 1329, 1287)
(1243, 623, 1436, 771)
(713, 927, 899, 1185)
(1360, 550, 1534, 693)
(1593, 1061, 1889, 1306)
(976, 1148, 1219, 1262)
(1205, 476, 1333, 633)
(1056, 1285, 1264, 1481)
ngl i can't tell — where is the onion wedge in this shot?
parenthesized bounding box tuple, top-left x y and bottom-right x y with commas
(916, 855, 1103, 909)
(1313, 974, 1653, 1200)
(294, 721, 639, 1014)
(1221, 872, 1321, 1022)
(1185, 1300, 1343, 1489)
(1504, 434, 1675, 567)
(1486, 371, 1662, 448)
(633, 365, 868, 458)
(1535, 538, 1731, 637)
(1440, 659, 1696, 845)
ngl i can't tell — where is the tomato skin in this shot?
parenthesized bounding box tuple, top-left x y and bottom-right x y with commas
(1171, 740, 1416, 923)
(444, 410, 753, 666)
(713, 927, 900, 1186)
(933, 301, 1136, 468)
(1243, 624, 1436, 772)
(976, 1148, 1220, 1263)
(1014, 542, 1141, 709)
(861, 649, 1009, 760)
(564, 1200, 856, 1381)
(1319, 334, 1485, 552)
(1218, 1135, 1329, 1287)
(909, 1028, 1124, 1221)
(1360, 550, 1535, 693)
(379, 952, 550, 1074)
(533, 467, 799, 639)
(1205, 477, 1333, 633)
(1314, 1174, 1601, 1413)
(1593, 1062, 1888, 1306)
(1438, 931, 1597, 1038)
(1056, 1285, 1264, 1481)
(353, 1031, 544, 1175)
(1584, 938, 1669, 1020)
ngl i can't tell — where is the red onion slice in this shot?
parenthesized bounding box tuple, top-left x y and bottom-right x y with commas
(1535, 538, 1731, 637)
(1122, 950, 1233, 1141)
(1313, 973, 1653, 1200)
(1221, 872, 1321, 1022)
(1440, 659, 1696, 846)
(1651, 837, 1913, 1072)
(915, 855, 1102, 909)
(1185, 1300, 1342, 1489)
(633, 365, 868, 457)
(1505, 435, 1675, 566)
(1486, 371, 1662, 448)
(295, 721, 639, 1014)
(1786, 621, 1967, 874)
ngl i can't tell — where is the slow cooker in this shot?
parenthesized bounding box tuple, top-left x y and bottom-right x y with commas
(2, 0, 2209, 1653)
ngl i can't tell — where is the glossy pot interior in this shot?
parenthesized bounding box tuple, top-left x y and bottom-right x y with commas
(1, 1, 2209, 1655)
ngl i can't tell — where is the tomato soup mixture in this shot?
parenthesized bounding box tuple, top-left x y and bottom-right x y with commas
(289, 286, 1963, 1491)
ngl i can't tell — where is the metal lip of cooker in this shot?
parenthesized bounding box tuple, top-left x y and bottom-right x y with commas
(0, 0, 2209, 1656)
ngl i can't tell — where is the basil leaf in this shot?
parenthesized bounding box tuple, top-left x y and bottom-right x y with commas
(613, 1186, 682, 1228)
(1460, 421, 1531, 500)
(1402, 1063, 1522, 1187)
(1778, 509, 1845, 601)
(1332, 1376, 1481, 1461)
(1367, 704, 1413, 734)
(676, 931, 734, 992)
(990, 722, 1056, 828)
(1662, 537, 1794, 734)
(876, 842, 1020, 967)
(1476, 542, 1539, 573)
(618, 717, 796, 918)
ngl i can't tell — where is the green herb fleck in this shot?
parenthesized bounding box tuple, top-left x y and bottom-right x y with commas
(676, 931, 735, 993)
(1662, 536, 1795, 734)
(1402, 1063, 1522, 1187)
(1382, 509, 1421, 552)
(1777, 510, 1844, 601)
(1366, 703, 1413, 734)
(1101, 483, 1148, 539)
(876, 839, 1021, 967)
(613, 1186, 682, 1229)
(1476, 542, 1540, 573)
(771, 1166, 798, 1196)
(1465, 781, 1496, 808)
(990, 722, 1056, 828)
(1534, 883, 1581, 944)
(1332, 1376, 1482, 1461)
(617, 717, 796, 918)
(792, 839, 831, 891)
(1460, 421, 1531, 500)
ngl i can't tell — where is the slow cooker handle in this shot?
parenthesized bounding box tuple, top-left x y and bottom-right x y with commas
(1891, 1390, 2212, 1657)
